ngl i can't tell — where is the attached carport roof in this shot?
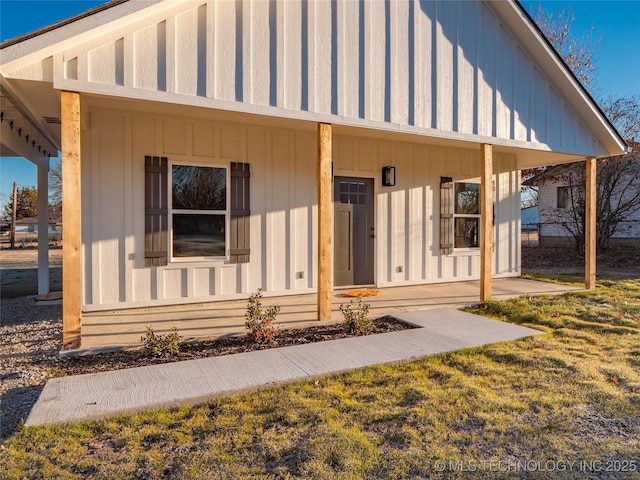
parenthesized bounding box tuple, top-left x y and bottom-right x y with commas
(1, 78, 57, 168)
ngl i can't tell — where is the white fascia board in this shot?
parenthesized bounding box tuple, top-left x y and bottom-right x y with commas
(489, 1, 626, 157)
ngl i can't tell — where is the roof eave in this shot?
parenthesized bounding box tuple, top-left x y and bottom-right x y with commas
(0, 0, 129, 49)
(0, 0, 166, 70)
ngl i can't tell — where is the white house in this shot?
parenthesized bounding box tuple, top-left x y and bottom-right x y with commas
(528, 142, 640, 248)
(0, 0, 626, 349)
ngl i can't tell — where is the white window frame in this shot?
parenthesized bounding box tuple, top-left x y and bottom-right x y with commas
(453, 178, 481, 251)
(169, 160, 230, 262)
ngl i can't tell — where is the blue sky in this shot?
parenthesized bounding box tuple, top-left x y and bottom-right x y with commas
(1, 0, 639, 204)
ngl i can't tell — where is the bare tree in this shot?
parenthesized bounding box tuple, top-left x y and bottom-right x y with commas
(538, 143, 640, 251)
(601, 95, 640, 141)
(520, 185, 538, 209)
(534, 5, 601, 90)
(48, 158, 62, 217)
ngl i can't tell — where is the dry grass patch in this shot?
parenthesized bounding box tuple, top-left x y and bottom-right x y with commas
(2, 278, 639, 479)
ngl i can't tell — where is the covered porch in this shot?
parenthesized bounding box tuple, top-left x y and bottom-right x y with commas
(78, 277, 580, 351)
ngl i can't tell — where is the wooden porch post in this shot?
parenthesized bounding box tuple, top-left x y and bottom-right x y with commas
(318, 123, 332, 320)
(585, 156, 597, 290)
(480, 143, 494, 301)
(61, 91, 82, 348)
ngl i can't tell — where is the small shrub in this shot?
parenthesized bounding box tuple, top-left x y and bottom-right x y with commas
(245, 289, 280, 343)
(141, 326, 183, 357)
(340, 297, 372, 335)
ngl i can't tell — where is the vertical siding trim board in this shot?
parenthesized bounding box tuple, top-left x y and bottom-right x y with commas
(230, 162, 251, 263)
(144, 156, 168, 266)
(439, 176, 453, 255)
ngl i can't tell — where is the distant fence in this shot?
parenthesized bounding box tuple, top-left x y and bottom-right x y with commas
(0, 231, 62, 246)
(523, 220, 640, 249)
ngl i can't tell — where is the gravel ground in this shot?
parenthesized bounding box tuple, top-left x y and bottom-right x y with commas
(1, 296, 63, 439)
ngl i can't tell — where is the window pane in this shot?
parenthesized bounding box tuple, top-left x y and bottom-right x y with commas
(172, 165, 226, 210)
(455, 183, 480, 214)
(454, 217, 479, 248)
(173, 214, 225, 257)
(557, 186, 568, 209)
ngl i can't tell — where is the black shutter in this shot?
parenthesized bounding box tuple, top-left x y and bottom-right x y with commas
(145, 156, 168, 266)
(440, 176, 454, 255)
(230, 162, 250, 263)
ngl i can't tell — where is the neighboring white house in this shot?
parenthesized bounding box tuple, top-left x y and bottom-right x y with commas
(0, 0, 626, 349)
(527, 141, 640, 248)
(10, 216, 62, 235)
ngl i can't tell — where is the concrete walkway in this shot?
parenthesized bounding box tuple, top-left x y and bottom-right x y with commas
(26, 308, 541, 427)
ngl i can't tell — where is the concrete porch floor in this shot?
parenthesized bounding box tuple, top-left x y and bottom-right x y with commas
(79, 277, 581, 351)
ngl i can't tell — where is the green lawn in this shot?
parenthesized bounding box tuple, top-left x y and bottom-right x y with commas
(2, 277, 639, 479)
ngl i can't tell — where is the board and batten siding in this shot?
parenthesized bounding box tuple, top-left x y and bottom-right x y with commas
(82, 108, 318, 311)
(81, 107, 519, 311)
(6, 0, 601, 158)
(334, 137, 519, 289)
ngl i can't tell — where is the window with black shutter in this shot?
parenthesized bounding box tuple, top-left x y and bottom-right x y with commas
(144, 157, 251, 265)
